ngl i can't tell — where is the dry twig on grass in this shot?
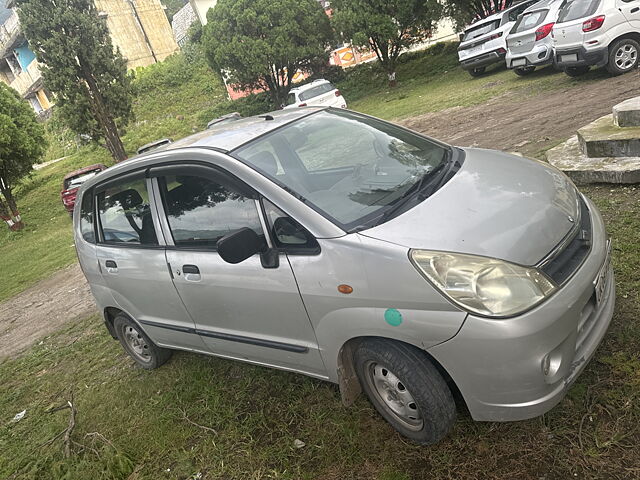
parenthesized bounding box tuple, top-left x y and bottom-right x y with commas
(40, 392, 77, 458)
(178, 408, 218, 434)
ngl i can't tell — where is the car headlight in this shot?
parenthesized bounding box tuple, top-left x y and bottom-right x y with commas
(410, 250, 557, 317)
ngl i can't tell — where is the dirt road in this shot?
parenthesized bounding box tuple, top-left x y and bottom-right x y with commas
(0, 263, 96, 360)
(400, 71, 640, 158)
(1, 71, 639, 359)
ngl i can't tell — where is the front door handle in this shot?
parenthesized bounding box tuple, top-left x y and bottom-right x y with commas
(105, 260, 118, 273)
(182, 264, 201, 282)
(631, 6, 639, 13)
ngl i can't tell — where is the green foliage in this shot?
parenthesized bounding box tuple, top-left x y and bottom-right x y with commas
(16, 0, 133, 161)
(202, 0, 334, 105)
(331, 0, 444, 78)
(197, 91, 275, 126)
(446, 0, 517, 30)
(0, 83, 46, 187)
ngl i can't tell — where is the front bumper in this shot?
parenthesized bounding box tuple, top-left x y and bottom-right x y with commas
(506, 44, 553, 69)
(460, 49, 506, 70)
(555, 46, 608, 69)
(428, 196, 615, 421)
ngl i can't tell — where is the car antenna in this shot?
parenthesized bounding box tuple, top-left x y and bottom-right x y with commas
(259, 114, 274, 121)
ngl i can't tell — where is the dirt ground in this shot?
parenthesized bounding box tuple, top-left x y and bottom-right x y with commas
(401, 71, 640, 158)
(1, 71, 639, 360)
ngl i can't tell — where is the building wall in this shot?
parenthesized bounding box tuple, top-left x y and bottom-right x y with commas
(95, 0, 179, 69)
(189, 0, 216, 25)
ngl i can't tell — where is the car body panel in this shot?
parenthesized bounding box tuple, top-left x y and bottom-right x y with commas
(360, 148, 579, 266)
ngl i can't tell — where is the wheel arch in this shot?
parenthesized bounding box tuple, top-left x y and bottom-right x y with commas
(608, 31, 640, 50)
(103, 306, 144, 339)
(336, 336, 467, 413)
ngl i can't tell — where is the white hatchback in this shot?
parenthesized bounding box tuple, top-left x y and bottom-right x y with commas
(553, 0, 640, 76)
(283, 79, 347, 109)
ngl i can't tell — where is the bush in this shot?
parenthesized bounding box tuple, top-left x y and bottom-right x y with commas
(197, 91, 276, 126)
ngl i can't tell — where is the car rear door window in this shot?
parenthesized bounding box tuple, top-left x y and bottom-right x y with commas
(557, 0, 601, 22)
(97, 177, 158, 245)
(159, 174, 263, 248)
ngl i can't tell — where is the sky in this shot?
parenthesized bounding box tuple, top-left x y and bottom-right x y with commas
(0, 0, 10, 25)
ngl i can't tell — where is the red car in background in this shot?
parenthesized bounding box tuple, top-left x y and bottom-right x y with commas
(61, 164, 107, 216)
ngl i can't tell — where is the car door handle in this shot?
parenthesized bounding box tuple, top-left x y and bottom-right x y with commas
(183, 265, 200, 274)
(105, 260, 118, 273)
(631, 7, 639, 13)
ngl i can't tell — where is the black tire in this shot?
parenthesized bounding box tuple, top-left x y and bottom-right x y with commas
(606, 38, 640, 76)
(514, 66, 535, 76)
(113, 314, 172, 369)
(564, 66, 590, 77)
(468, 67, 486, 77)
(353, 339, 456, 445)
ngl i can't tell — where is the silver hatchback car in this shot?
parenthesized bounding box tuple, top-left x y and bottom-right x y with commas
(74, 107, 615, 444)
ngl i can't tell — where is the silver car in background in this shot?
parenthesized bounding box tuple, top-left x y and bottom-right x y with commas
(74, 107, 615, 445)
(506, 0, 564, 75)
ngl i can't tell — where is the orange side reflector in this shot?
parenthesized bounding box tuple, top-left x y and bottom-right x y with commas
(338, 284, 353, 294)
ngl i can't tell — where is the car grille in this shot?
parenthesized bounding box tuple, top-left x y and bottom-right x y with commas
(540, 196, 591, 285)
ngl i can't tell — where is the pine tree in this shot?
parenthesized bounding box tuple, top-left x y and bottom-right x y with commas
(15, 0, 133, 162)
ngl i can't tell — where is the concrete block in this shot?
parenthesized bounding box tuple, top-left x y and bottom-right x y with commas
(546, 135, 640, 184)
(613, 96, 640, 127)
(577, 114, 640, 158)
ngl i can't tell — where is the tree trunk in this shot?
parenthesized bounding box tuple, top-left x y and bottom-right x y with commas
(0, 183, 23, 231)
(0, 194, 20, 231)
(81, 67, 128, 163)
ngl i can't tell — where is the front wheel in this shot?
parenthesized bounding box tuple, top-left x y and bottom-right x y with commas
(514, 66, 535, 76)
(353, 339, 456, 445)
(113, 314, 172, 369)
(564, 66, 590, 77)
(468, 67, 486, 77)
(606, 38, 639, 75)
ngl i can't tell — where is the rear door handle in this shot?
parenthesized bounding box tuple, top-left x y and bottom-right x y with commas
(631, 6, 639, 13)
(182, 264, 201, 282)
(105, 260, 118, 273)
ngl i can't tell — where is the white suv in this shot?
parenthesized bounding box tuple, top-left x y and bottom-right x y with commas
(283, 79, 347, 109)
(458, 0, 541, 77)
(553, 0, 640, 76)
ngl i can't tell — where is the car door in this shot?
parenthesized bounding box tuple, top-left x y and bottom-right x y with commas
(149, 163, 327, 378)
(618, 0, 640, 28)
(93, 171, 204, 351)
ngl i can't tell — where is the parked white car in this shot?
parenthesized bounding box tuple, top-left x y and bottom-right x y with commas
(506, 0, 564, 75)
(283, 79, 347, 109)
(458, 0, 540, 77)
(553, 0, 640, 76)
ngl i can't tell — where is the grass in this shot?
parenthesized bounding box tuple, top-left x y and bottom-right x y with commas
(0, 185, 638, 479)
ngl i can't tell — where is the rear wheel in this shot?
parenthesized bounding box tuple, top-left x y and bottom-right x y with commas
(564, 66, 590, 77)
(514, 66, 535, 76)
(353, 339, 456, 445)
(468, 67, 486, 77)
(113, 314, 172, 369)
(606, 38, 639, 75)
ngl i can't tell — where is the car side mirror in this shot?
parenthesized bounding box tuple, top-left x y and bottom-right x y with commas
(217, 228, 263, 264)
(217, 227, 279, 269)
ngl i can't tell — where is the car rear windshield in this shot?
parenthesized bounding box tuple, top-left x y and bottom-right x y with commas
(298, 83, 335, 101)
(511, 9, 549, 33)
(233, 109, 451, 231)
(462, 20, 500, 41)
(64, 170, 100, 190)
(557, 0, 600, 23)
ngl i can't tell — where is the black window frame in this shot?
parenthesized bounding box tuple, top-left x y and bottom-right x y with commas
(260, 198, 320, 256)
(78, 187, 96, 244)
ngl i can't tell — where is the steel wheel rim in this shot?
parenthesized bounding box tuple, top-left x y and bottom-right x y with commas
(615, 44, 638, 70)
(123, 325, 152, 363)
(365, 361, 424, 431)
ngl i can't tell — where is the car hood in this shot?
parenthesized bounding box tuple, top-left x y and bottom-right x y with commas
(359, 148, 579, 266)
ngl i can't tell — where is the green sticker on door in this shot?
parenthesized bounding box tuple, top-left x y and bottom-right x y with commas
(384, 308, 403, 326)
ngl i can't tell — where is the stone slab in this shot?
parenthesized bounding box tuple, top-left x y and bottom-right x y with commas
(546, 135, 640, 184)
(577, 114, 640, 158)
(613, 96, 640, 127)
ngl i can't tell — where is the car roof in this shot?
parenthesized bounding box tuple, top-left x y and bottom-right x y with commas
(289, 79, 331, 94)
(63, 164, 106, 181)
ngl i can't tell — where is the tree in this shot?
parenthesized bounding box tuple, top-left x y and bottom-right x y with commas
(202, 0, 334, 107)
(15, 0, 133, 162)
(0, 83, 46, 231)
(446, 0, 515, 29)
(331, 0, 444, 85)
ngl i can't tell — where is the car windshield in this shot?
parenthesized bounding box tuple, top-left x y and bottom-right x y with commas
(299, 82, 335, 101)
(512, 9, 549, 33)
(462, 20, 500, 41)
(557, 0, 600, 22)
(233, 109, 451, 230)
